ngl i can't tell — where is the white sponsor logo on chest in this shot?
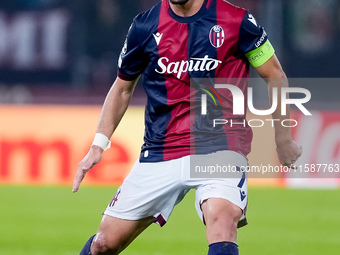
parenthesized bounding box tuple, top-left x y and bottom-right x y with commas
(155, 55, 222, 79)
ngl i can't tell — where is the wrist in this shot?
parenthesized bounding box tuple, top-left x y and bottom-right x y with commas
(92, 133, 111, 151)
(275, 136, 292, 146)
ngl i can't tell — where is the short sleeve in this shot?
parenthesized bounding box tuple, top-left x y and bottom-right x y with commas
(238, 11, 275, 68)
(117, 19, 148, 81)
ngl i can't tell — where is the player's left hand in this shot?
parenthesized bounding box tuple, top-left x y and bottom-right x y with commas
(72, 146, 103, 192)
(276, 140, 303, 169)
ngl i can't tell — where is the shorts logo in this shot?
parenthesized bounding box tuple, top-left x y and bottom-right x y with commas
(109, 190, 121, 207)
(209, 25, 225, 48)
(240, 190, 247, 201)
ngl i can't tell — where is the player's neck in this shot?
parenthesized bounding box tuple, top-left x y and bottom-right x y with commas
(169, 0, 205, 17)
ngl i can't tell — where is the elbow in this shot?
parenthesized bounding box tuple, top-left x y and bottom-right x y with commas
(275, 68, 287, 79)
(256, 54, 288, 79)
(270, 57, 287, 79)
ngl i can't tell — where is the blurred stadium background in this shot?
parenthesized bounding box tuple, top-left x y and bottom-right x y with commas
(0, 0, 339, 254)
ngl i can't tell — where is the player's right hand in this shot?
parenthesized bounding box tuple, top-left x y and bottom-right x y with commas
(72, 146, 103, 193)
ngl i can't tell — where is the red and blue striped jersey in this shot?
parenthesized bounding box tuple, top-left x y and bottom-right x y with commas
(118, 0, 273, 162)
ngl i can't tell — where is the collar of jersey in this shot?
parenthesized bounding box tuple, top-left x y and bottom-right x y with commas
(168, 0, 209, 23)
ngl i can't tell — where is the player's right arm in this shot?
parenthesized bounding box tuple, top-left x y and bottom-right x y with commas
(72, 76, 139, 193)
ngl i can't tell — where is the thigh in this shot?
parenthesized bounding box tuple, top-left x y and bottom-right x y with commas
(194, 177, 248, 228)
(185, 151, 248, 228)
(91, 215, 155, 254)
(201, 198, 242, 244)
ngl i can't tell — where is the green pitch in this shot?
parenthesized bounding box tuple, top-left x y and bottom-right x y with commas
(1, 185, 339, 255)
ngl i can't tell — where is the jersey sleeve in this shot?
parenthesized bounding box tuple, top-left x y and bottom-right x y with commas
(238, 11, 275, 68)
(117, 18, 148, 81)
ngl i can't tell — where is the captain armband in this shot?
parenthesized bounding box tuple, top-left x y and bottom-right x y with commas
(245, 40, 275, 68)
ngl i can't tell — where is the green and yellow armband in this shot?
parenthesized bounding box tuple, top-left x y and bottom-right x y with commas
(245, 40, 275, 68)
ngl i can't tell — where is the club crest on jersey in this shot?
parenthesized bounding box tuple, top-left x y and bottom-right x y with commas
(209, 25, 225, 48)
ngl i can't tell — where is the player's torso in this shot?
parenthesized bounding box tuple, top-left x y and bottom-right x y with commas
(141, 0, 248, 96)
(134, 0, 251, 161)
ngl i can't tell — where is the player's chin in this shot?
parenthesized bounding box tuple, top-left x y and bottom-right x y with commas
(169, 0, 190, 5)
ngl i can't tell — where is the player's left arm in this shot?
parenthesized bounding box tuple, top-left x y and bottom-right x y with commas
(255, 54, 302, 167)
(239, 11, 302, 167)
